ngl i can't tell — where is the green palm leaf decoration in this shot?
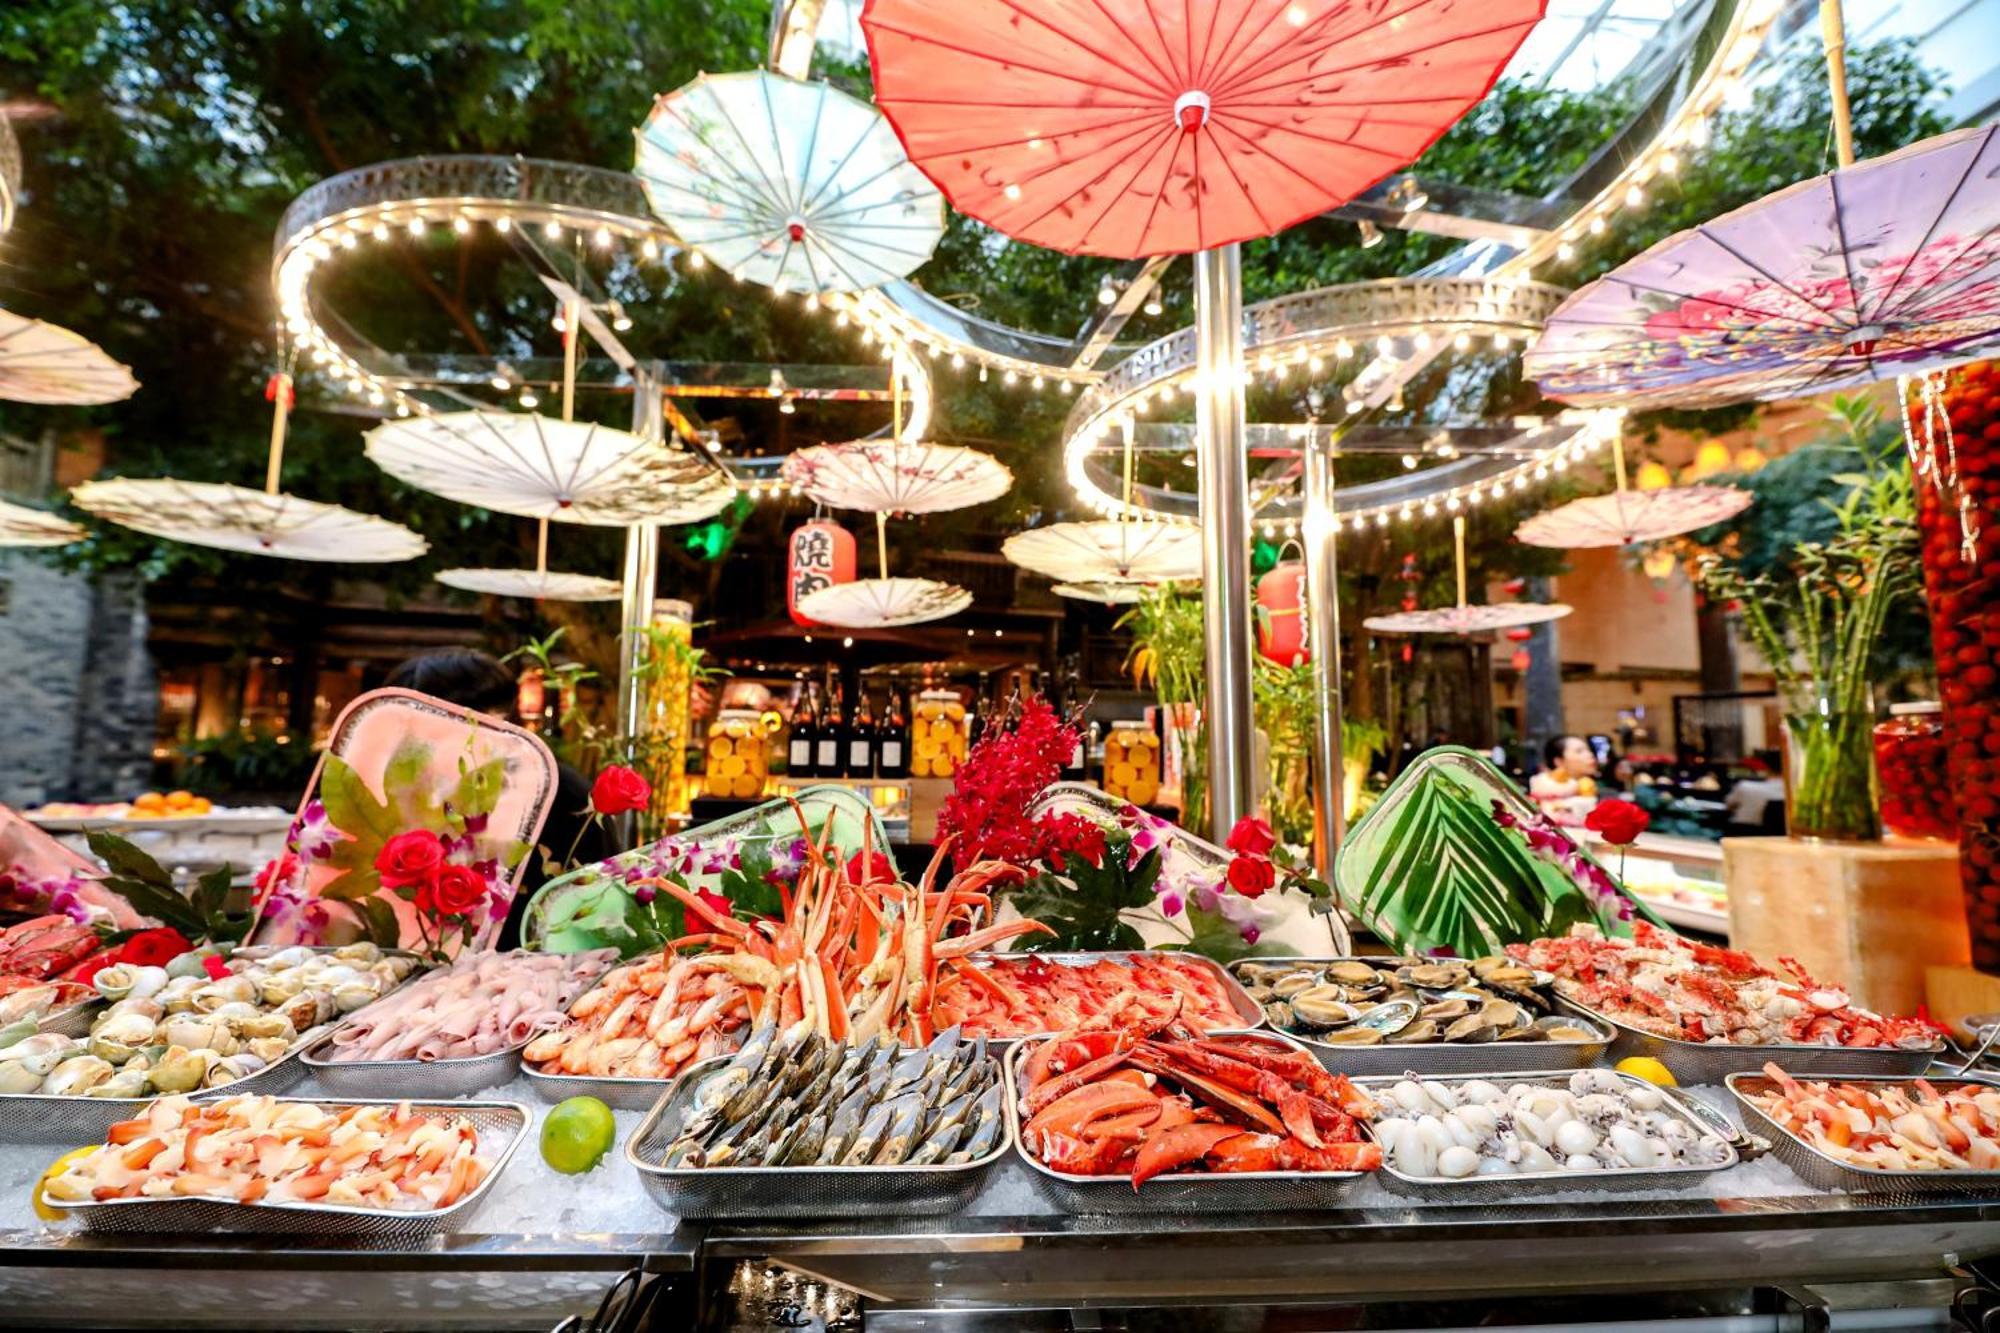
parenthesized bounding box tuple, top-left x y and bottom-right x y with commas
(1334, 747, 1664, 958)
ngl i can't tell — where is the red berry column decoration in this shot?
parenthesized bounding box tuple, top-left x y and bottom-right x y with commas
(1906, 363, 1999, 967)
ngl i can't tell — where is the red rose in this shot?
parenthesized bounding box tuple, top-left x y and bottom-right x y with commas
(1585, 800, 1651, 846)
(1226, 855, 1276, 899)
(1225, 816, 1277, 857)
(118, 927, 192, 968)
(417, 863, 489, 919)
(375, 830, 447, 889)
(845, 849, 897, 885)
(590, 765, 652, 816)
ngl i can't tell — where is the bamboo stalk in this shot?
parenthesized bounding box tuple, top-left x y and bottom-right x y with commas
(264, 373, 291, 496)
(875, 511, 889, 580)
(1820, 0, 1856, 169)
(1453, 515, 1469, 610)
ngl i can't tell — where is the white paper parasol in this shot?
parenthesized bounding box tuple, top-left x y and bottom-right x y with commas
(71, 478, 427, 562)
(795, 576, 970, 628)
(0, 310, 138, 405)
(0, 498, 83, 547)
(1052, 581, 1150, 604)
(1516, 486, 1751, 548)
(1364, 517, 1570, 634)
(782, 438, 1010, 515)
(364, 410, 734, 527)
(1515, 442, 1752, 549)
(635, 70, 944, 293)
(435, 568, 624, 602)
(1003, 520, 1202, 584)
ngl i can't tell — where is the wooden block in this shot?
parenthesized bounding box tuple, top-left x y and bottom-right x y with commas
(1723, 837, 1969, 1016)
(1925, 963, 2000, 1039)
(906, 778, 953, 843)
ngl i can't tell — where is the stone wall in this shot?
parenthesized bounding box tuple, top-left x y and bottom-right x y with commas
(0, 556, 156, 805)
(0, 551, 93, 804)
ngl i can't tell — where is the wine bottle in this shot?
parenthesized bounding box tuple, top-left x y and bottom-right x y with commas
(878, 684, 909, 778)
(849, 688, 877, 779)
(788, 675, 817, 778)
(818, 672, 845, 777)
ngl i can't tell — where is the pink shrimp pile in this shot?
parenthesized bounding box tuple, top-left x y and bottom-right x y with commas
(45, 1094, 492, 1209)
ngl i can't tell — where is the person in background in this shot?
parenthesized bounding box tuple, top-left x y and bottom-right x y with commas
(385, 648, 621, 946)
(1529, 733, 1600, 825)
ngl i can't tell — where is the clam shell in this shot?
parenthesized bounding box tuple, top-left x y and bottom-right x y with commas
(1318, 1027, 1385, 1046)
(1442, 1015, 1499, 1043)
(1386, 1019, 1439, 1044)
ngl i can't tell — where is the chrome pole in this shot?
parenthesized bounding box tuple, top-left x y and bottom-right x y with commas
(1302, 436, 1346, 872)
(618, 368, 664, 741)
(1193, 244, 1255, 842)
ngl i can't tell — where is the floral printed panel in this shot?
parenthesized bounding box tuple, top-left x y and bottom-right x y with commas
(1528, 125, 2000, 410)
(253, 689, 556, 956)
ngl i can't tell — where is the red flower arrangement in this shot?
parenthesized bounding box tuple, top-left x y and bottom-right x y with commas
(936, 695, 1081, 868)
(373, 829, 495, 957)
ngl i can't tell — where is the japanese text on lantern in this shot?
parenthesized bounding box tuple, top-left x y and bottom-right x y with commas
(787, 520, 856, 627)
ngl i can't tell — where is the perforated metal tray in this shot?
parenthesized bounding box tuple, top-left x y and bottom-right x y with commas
(0, 947, 423, 1145)
(626, 1053, 1010, 1219)
(955, 950, 1265, 1044)
(1228, 957, 1611, 1076)
(301, 1029, 528, 1101)
(517, 961, 707, 1110)
(1555, 994, 1942, 1084)
(1005, 1031, 1374, 1213)
(30, 990, 100, 1040)
(43, 1098, 528, 1239)
(1726, 1071, 2000, 1198)
(1361, 1070, 1739, 1200)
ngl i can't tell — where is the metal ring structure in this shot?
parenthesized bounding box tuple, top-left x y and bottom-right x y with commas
(271, 154, 935, 446)
(268, 0, 1781, 512)
(1059, 278, 1625, 530)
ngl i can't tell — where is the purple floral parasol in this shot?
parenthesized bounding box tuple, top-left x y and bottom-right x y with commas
(1526, 125, 2000, 410)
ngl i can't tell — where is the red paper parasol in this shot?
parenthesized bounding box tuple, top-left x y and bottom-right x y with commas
(862, 0, 1544, 257)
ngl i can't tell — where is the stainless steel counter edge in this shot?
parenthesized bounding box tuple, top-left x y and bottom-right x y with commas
(0, 1227, 701, 1271)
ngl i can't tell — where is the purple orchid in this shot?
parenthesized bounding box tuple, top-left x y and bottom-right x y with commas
(764, 836, 809, 885)
(1491, 800, 1631, 917)
(287, 800, 341, 861)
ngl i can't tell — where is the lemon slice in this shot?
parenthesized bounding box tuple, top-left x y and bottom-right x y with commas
(1616, 1056, 1678, 1087)
(34, 1146, 99, 1221)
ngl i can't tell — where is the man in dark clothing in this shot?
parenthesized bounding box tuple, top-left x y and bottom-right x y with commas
(384, 649, 620, 947)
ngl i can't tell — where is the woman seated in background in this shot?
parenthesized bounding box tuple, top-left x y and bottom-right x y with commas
(1528, 733, 1600, 826)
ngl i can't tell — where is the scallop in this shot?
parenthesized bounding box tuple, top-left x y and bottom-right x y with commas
(1271, 971, 1320, 999)
(1318, 1027, 1384, 1046)
(1538, 1022, 1594, 1042)
(1289, 987, 1360, 1029)
(1442, 1016, 1498, 1043)
(1406, 963, 1468, 989)
(1419, 999, 1472, 1021)
(1435, 1145, 1480, 1179)
(1479, 1000, 1527, 1029)
(1323, 961, 1385, 987)
(1385, 1019, 1438, 1044)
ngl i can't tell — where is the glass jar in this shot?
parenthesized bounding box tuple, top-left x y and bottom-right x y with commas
(1782, 707, 1880, 842)
(1101, 720, 1161, 807)
(1874, 703, 1957, 841)
(911, 689, 967, 778)
(704, 708, 768, 800)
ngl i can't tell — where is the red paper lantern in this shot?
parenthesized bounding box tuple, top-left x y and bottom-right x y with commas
(1256, 562, 1308, 666)
(1504, 627, 1534, 643)
(786, 520, 856, 627)
(1509, 648, 1532, 672)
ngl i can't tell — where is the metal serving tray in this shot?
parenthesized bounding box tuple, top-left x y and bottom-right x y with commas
(0, 947, 424, 1146)
(30, 988, 101, 1040)
(519, 963, 709, 1110)
(1555, 994, 1942, 1084)
(301, 1030, 528, 1101)
(626, 1053, 1011, 1220)
(299, 952, 614, 1100)
(1361, 1070, 1740, 1201)
(1727, 1070, 2000, 1198)
(1005, 1031, 1373, 1213)
(1228, 957, 1612, 1077)
(43, 1098, 529, 1240)
(956, 950, 1265, 1044)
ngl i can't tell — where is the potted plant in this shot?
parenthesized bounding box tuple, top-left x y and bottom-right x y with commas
(1696, 399, 1919, 841)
